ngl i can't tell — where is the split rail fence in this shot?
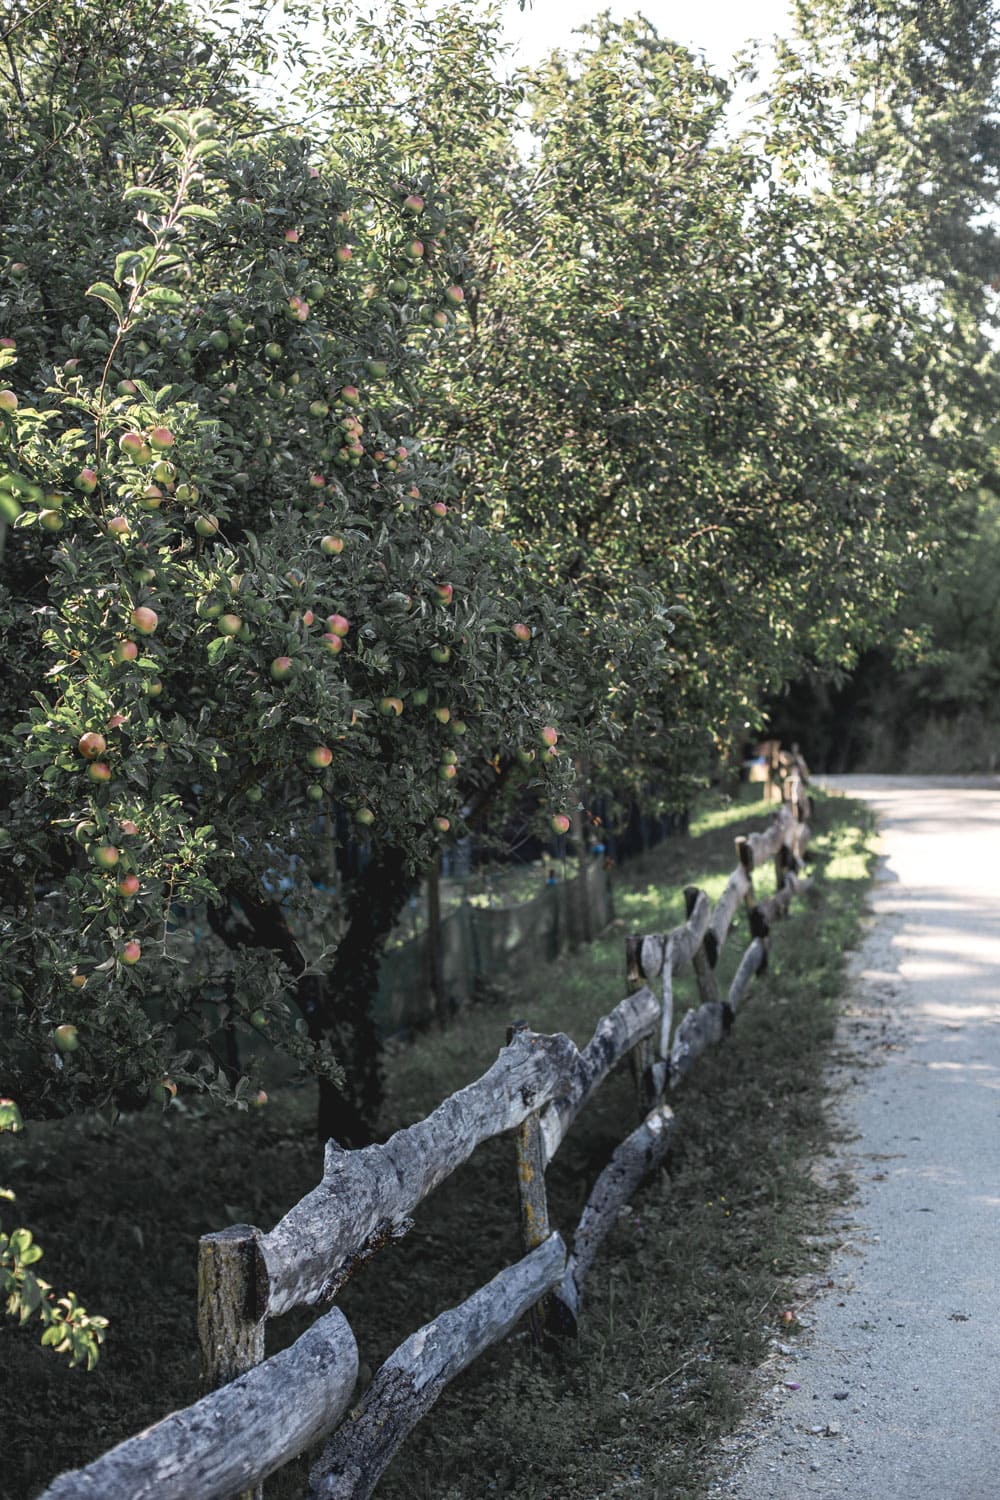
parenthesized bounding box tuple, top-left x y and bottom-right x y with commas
(39, 766, 813, 1500)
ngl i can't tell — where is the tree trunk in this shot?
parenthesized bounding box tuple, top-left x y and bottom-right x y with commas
(313, 842, 413, 1145)
(212, 844, 414, 1147)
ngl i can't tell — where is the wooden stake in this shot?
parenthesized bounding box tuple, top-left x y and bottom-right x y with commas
(507, 1021, 552, 1341)
(198, 1223, 268, 1500)
(626, 935, 659, 1114)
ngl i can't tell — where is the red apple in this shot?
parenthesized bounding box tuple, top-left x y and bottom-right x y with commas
(77, 732, 107, 760)
(320, 535, 344, 555)
(114, 640, 139, 663)
(117, 873, 140, 897)
(93, 844, 120, 870)
(121, 939, 141, 965)
(433, 706, 451, 724)
(307, 746, 333, 769)
(379, 696, 404, 717)
(434, 582, 454, 604)
(108, 515, 130, 537)
(341, 384, 360, 406)
(551, 814, 571, 835)
(147, 426, 175, 450)
(321, 632, 343, 654)
(0, 389, 18, 414)
(87, 760, 112, 783)
(403, 193, 425, 214)
(217, 614, 242, 636)
(512, 623, 531, 643)
(439, 763, 458, 781)
(326, 613, 350, 637)
(119, 819, 139, 835)
(540, 725, 559, 747)
(54, 1024, 79, 1053)
(75, 467, 98, 494)
(434, 816, 451, 833)
(69, 972, 87, 989)
(131, 606, 158, 635)
(445, 285, 465, 307)
(335, 245, 353, 265)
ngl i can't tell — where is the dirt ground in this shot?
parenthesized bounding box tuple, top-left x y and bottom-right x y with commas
(709, 775, 1000, 1499)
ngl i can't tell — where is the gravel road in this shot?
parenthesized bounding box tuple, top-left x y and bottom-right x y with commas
(709, 775, 1000, 1499)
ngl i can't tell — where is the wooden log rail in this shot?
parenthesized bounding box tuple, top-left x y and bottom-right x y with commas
(38, 794, 813, 1500)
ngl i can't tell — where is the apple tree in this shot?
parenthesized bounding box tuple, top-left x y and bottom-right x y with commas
(0, 3, 598, 1144)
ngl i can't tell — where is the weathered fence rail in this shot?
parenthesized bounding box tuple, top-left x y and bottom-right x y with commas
(39, 762, 813, 1500)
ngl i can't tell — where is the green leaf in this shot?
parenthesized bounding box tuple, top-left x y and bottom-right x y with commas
(178, 204, 220, 223)
(122, 186, 171, 207)
(86, 283, 123, 319)
(142, 287, 185, 308)
(156, 113, 192, 149)
(206, 636, 230, 665)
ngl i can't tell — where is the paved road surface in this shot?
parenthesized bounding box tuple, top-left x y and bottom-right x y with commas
(710, 775, 1000, 1499)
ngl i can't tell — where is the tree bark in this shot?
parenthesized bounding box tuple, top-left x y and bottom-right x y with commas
(212, 843, 414, 1147)
(313, 843, 413, 1145)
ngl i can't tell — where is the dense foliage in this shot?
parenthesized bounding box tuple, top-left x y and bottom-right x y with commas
(2, 0, 997, 1151)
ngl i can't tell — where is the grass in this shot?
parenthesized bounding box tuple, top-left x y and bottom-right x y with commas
(0, 790, 877, 1500)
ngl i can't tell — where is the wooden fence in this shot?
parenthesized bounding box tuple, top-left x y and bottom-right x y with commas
(38, 766, 812, 1500)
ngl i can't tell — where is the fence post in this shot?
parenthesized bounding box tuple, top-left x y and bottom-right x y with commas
(198, 1223, 267, 1500)
(507, 1019, 552, 1342)
(626, 934, 660, 1114)
(685, 885, 721, 1010)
